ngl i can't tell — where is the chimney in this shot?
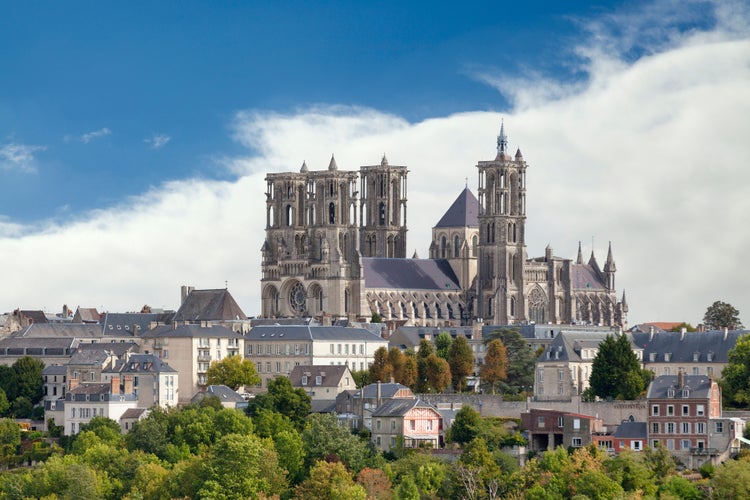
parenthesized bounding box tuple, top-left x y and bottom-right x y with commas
(649, 327, 654, 341)
(377, 380, 382, 406)
(677, 369, 684, 390)
(110, 374, 121, 395)
(181, 285, 194, 304)
(123, 375, 133, 395)
(69, 375, 79, 391)
(724, 327, 728, 341)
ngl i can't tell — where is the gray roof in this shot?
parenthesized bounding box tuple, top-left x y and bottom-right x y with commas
(537, 331, 621, 363)
(141, 324, 243, 339)
(647, 374, 714, 400)
(191, 385, 245, 403)
(571, 264, 606, 290)
(311, 400, 337, 413)
(43, 365, 67, 375)
(77, 342, 139, 356)
(246, 325, 387, 342)
(117, 354, 176, 373)
(613, 421, 647, 439)
(631, 330, 748, 364)
(290, 365, 350, 388)
(68, 349, 113, 366)
(0, 336, 76, 349)
(363, 258, 460, 291)
(173, 289, 248, 322)
(372, 398, 437, 417)
(360, 382, 413, 399)
(14, 323, 104, 338)
(390, 326, 474, 350)
(120, 408, 148, 419)
(101, 313, 172, 335)
(434, 188, 479, 228)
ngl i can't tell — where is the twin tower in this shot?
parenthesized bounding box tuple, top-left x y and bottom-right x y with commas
(261, 124, 627, 328)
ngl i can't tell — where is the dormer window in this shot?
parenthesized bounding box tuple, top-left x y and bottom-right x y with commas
(693, 352, 700, 362)
(315, 376, 322, 386)
(667, 387, 675, 397)
(664, 353, 671, 362)
(301, 376, 308, 385)
(649, 352, 656, 362)
(707, 352, 714, 362)
(682, 387, 690, 397)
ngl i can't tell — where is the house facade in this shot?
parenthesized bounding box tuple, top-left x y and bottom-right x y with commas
(522, 408, 603, 452)
(371, 399, 442, 452)
(63, 376, 138, 435)
(289, 365, 356, 401)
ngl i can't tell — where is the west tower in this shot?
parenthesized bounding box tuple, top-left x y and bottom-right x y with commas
(359, 155, 408, 258)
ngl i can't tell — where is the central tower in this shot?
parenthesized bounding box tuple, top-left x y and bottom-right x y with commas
(476, 123, 528, 323)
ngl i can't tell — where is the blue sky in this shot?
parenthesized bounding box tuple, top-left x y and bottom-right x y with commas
(1, 0, 748, 325)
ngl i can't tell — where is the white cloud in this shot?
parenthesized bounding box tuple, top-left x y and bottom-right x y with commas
(0, 1, 748, 326)
(144, 133, 171, 150)
(80, 127, 111, 144)
(0, 142, 46, 173)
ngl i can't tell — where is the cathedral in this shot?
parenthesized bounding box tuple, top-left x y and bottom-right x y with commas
(260, 123, 627, 328)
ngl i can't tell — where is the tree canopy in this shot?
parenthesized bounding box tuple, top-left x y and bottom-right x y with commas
(246, 376, 311, 431)
(485, 328, 535, 394)
(721, 333, 750, 407)
(206, 354, 260, 390)
(448, 336, 474, 392)
(703, 300, 743, 329)
(588, 334, 650, 400)
(479, 339, 507, 394)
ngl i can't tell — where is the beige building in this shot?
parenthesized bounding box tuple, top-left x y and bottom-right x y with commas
(140, 324, 244, 404)
(245, 325, 388, 391)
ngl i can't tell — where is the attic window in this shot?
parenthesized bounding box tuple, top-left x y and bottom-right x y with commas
(682, 387, 690, 397)
(664, 353, 671, 362)
(667, 387, 675, 397)
(302, 376, 308, 385)
(315, 376, 322, 385)
(109, 325, 113, 330)
(693, 352, 700, 362)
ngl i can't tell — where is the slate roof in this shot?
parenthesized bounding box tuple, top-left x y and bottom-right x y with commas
(245, 325, 387, 342)
(14, 323, 104, 338)
(311, 400, 337, 413)
(434, 188, 479, 228)
(101, 313, 172, 335)
(74, 308, 102, 323)
(390, 326, 474, 350)
(43, 365, 67, 375)
(173, 289, 248, 322)
(631, 329, 748, 364)
(537, 331, 621, 363)
(290, 365, 350, 388)
(190, 385, 245, 404)
(0, 336, 76, 349)
(18, 310, 48, 324)
(77, 342, 139, 357)
(372, 398, 437, 417)
(141, 324, 243, 339)
(360, 382, 413, 399)
(68, 349, 113, 366)
(363, 258, 460, 291)
(571, 264, 606, 290)
(121, 408, 148, 419)
(117, 354, 177, 373)
(613, 421, 647, 439)
(646, 374, 714, 399)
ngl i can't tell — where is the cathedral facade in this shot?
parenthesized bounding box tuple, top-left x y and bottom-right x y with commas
(260, 124, 627, 328)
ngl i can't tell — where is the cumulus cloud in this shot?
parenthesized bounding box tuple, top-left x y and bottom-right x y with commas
(80, 127, 111, 144)
(144, 133, 171, 149)
(0, 1, 748, 326)
(0, 142, 46, 173)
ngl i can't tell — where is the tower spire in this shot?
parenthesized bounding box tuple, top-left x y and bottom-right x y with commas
(604, 241, 617, 272)
(496, 119, 508, 155)
(576, 241, 583, 264)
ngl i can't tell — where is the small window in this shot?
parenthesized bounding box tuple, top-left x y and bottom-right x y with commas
(572, 437, 582, 447)
(715, 422, 724, 433)
(667, 405, 674, 416)
(652, 405, 659, 416)
(697, 405, 705, 416)
(573, 418, 581, 430)
(682, 405, 689, 416)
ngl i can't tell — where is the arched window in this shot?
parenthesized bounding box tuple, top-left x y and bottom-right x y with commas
(510, 296, 516, 317)
(286, 205, 293, 226)
(454, 235, 460, 257)
(329, 202, 336, 224)
(472, 235, 478, 256)
(441, 236, 447, 258)
(379, 202, 386, 225)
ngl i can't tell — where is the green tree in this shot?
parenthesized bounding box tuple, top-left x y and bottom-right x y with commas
(125, 407, 170, 459)
(480, 339, 507, 394)
(485, 328, 535, 394)
(400, 351, 418, 389)
(415, 339, 435, 393)
(435, 332, 453, 360)
(294, 460, 367, 500)
(247, 376, 311, 431)
(658, 475, 702, 499)
(449, 406, 481, 445)
(722, 334, 750, 407)
(206, 354, 260, 390)
(351, 369, 371, 388)
(668, 322, 697, 332)
(448, 335, 473, 392)
(275, 428, 306, 484)
(703, 300, 743, 329)
(710, 458, 750, 499)
(0, 366, 17, 402)
(78, 416, 125, 448)
(588, 334, 649, 400)
(371, 312, 383, 323)
(9, 396, 32, 418)
(0, 418, 21, 458)
(0, 389, 9, 417)
(302, 413, 376, 473)
(12, 356, 45, 404)
(643, 443, 676, 484)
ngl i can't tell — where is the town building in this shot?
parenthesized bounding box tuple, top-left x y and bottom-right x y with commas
(140, 324, 244, 404)
(646, 372, 744, 468)
(289, 364, 356, 402)
(371, 399, 442, 452)
(103, 353, 178, 408)
(260, 123, 627, 328)
(244, 325, 388, 390)
(63, 375, 138, 435)
(522, 408, 603, 452)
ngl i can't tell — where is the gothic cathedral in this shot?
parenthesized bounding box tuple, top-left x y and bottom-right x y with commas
(260, 124, 627, 328)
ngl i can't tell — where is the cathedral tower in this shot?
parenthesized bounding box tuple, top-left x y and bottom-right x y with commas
(261, 156, 360, 318)
(476, 122, 528, 323)
(359, 155, 408, 258)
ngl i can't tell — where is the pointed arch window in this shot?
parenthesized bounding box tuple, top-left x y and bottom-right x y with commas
(510, 296, 516, 317)
(329, 202, 336, 224)
(472, 235, 478, 256)
(441, 236, 447, 258)
(454, 235, 460, 258)
(379, 202, 386, 225)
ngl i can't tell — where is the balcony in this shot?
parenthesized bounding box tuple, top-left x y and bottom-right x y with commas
(197, 352, 211, 362)
(690, 447, 718, 456)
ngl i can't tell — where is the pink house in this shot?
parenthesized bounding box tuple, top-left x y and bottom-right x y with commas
(371, 399, 442, 452)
